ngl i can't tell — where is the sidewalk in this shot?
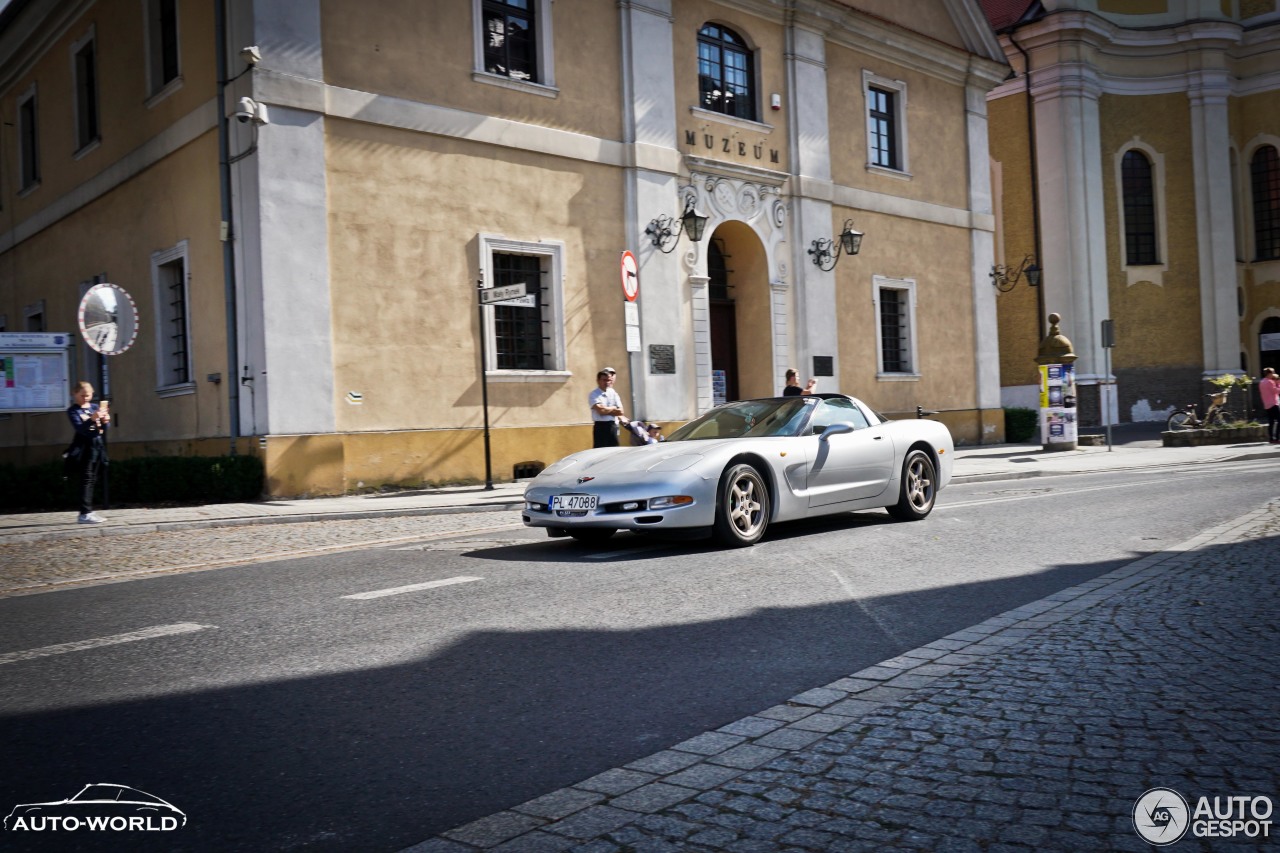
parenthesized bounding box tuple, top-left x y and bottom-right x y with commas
(3, 437, 1277, 544)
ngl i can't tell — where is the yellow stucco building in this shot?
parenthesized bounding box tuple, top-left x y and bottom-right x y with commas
(0, 0, 1010, 496)
(984, 0, 1280, 424)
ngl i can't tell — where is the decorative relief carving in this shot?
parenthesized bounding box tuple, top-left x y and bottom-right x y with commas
(738, 185, 760, 220)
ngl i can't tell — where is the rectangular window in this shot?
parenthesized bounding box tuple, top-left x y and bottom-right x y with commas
(17, 87, 38, 190)
(863, 71, 909, 175)
(74, 32, 100, 151)
(24, 300, 45, 332)
(479, 236, 566, 377)
(147, 0, 180, 96)
(873, 276, 918, 378)
(483, 0, 536, 82)
(152, 242, 192, 392)
(868, 87, 898, 170)
(879, 288, 907, 372)
(492, 252, 548, 370)
(473, 0, 554, 92)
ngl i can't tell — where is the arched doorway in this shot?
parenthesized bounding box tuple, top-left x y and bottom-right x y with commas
(706, 221, 772, 403)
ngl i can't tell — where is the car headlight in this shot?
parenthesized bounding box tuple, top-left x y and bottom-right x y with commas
(649, 495, 694, 509)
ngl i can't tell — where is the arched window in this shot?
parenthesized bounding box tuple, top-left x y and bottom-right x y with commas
(1122, 150, 1158, 265)
(1252, 145, 1280, 261)
(698, 24, 755, 121)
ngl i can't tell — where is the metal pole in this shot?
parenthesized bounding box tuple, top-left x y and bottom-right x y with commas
(1104, 345, 1113, 452)
(478, 287, 493, 491)
(101, 356, 111, 507)
(215, 0, 242, 455)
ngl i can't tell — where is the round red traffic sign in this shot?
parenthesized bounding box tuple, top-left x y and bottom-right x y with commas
(620, 251, 639, 302)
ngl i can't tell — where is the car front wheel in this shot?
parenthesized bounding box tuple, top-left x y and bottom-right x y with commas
(713, 463, 770, 546)
(888, 449, 937, 521)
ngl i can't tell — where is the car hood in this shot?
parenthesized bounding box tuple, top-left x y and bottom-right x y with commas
(532, 444, 711, 485)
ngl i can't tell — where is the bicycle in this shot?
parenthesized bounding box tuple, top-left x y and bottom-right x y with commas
(1167, 390, 1236, 431)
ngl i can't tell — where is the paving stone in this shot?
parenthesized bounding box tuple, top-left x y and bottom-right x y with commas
(662, 762, 743, 790)
(787, 712, 851, 733)
(718, 716, 787, 737)
(707, 743, 787, 769)
(515, 788, 606, 820)
(755, 704, 818, 723)
(544, 806, 638, 840)
(671, 731, 746, 756)
(492, 830, 578, 852)
(608, 782, 698, 814)
(623, 752, 701, 776)
(444, 811, 545, 847)
(789, 687, 848, 707)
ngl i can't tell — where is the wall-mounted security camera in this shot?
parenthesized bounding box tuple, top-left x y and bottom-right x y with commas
(234, 96, 269, 125)
(240, 45, 261, 66)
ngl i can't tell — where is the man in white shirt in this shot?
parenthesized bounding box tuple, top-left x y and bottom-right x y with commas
(589, 366, 625, 447)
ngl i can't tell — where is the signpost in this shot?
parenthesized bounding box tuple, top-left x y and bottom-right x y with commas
(620, 251, 641, 420)
(1101, 318, 1115, 451)
(476, 281, 536, 490)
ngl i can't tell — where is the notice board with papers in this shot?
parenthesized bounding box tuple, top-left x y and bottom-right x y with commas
(0, 333, 74, 413)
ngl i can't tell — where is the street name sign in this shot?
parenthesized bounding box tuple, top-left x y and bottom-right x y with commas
(479, 283, 527, 305)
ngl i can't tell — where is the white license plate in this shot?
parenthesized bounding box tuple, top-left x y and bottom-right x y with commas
(550, 494, 598, 511)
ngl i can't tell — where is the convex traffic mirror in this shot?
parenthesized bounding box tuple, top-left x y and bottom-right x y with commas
(78, 283, 139, 355)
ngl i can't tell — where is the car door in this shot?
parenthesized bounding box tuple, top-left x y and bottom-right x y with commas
(806, 398, 895, 507)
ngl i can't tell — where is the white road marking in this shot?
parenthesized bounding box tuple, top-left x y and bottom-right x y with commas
(943, 466, 1249, 510)
(342, 576, 483, 600)
(829, 569, 907, 646)
(0, 623, 214, 666)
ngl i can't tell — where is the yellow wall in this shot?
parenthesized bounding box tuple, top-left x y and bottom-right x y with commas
(320, 0, 624, 143)
(325, 119, 627, 437)
(1099, 92, 1203, 371)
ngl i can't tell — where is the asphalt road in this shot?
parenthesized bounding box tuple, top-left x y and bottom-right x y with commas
(0, 461, 1274, 851)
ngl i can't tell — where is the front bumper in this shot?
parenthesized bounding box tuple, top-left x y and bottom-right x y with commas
(522, 482, 716, 531)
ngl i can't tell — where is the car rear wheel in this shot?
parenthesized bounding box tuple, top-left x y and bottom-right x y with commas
(713, 463, 770, 547)
(569, 528, 615, 543)
(887, 449, 936, 521)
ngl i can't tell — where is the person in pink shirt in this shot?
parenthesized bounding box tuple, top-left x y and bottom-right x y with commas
(1261, 367, 1280, 443)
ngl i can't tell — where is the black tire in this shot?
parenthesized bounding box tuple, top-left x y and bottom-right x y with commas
(568, 528, 615, 543)
(712, 463, 770, 547)
(1167, 411, 1194, 431)
(887, 449, 937, 521)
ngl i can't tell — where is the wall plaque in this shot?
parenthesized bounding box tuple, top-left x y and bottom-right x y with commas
(813, 356, 834, 377)
(649, 344, 676, 375)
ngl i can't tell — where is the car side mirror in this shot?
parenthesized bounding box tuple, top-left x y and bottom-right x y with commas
(817, 422, 855, 441)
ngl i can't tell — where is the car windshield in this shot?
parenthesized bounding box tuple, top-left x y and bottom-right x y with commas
(666, 398, 814, 441)
(73, 786, 124, 802)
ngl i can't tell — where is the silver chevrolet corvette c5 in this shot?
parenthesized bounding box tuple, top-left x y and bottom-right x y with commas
(522, 393, 954, 547)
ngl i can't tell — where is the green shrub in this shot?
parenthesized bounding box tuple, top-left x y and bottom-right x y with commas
(1004, 407, 1038, 443)
(0, 454, 264, 511)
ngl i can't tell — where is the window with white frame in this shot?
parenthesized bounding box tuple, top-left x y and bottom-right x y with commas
(145, 0, 181, 98)
(73, 28, 100, 152)
(17, 85, 38, 191)
(473, 0, 555, 93)
(24, 299, 44, 332)
(1113, 140, 1169, 285)
(873, 276, 918, 377)
(698, 23, 756, 122)
(152, 242, 192, 392)
(863, 71, 908, 176)
(479, 236, 565, 377)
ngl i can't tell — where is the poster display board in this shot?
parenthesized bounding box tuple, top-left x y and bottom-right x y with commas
(712, 369, 727, 407)
(1039, 363, 1077, 445)
(0, 333, 74, 413)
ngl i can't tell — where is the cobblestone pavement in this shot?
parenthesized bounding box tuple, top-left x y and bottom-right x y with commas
(0, 511, 520, 596)
(410, 504, 1280, 853)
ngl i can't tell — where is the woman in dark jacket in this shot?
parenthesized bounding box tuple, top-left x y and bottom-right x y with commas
(67, 380, 109, 524)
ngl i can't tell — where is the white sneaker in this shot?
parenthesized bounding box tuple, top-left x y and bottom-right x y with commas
(77, 513, 105, 524)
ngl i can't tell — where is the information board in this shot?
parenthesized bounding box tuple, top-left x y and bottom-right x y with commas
(0, 333, 74, 413)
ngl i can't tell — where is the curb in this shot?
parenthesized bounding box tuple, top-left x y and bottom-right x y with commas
(0, 501, 526, 545)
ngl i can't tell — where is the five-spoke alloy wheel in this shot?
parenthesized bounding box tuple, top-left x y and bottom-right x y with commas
(888, 449, 937, 521)
(713, 463, 770, 546)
